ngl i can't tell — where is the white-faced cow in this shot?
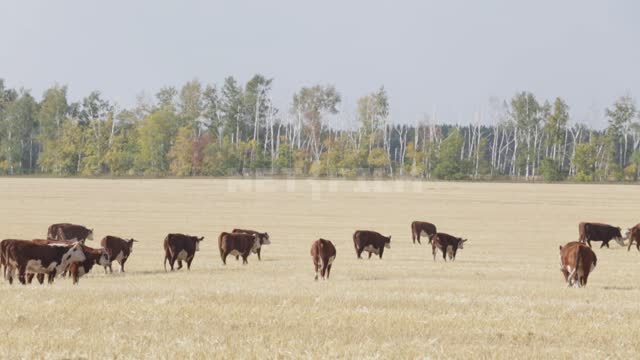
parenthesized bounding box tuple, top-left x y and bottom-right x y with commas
(67, 244, 110, 284)
(578, 222, 624, 248)
(353, 230, 391, 259)
(231, 229, 271, 260)
(219, 232, 259, 265)
(47, 223, 94, 243)
(432, 233, 467, 261)
(101, 235, 137, 273)
(310, 238, 336, 280)
(559, 241, 597, 288)
(2, 239, 87, 285)
(411, 221, 437, 244)
(163, 234, 204, 271)
(625, 224, 640, 252)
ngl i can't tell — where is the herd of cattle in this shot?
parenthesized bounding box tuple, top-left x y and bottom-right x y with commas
(0, 221, 638, 287)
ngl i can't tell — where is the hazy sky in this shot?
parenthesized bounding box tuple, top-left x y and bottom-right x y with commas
(1, 1, 638, 127)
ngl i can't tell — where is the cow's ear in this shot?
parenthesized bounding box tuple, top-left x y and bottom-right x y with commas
(198, 237, 204, 241)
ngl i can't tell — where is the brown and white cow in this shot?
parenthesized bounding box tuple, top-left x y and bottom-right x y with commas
(163, 233, 204, 271)
(47, 223, 94, 243)
(219, 232, 259, 265)
(67, 244, 110, 284)
(578, 222, 624, 248)
(101, 235, 137, 273)
(30, 238, 79, 283)
(411, 221, 437, 244)
(232, 229, 271, 260)
(353, 230, 391, 259)
(625, 224, 640, 252)
(2, 239, 87, 285)
(559, 241, 597, 288)
(310, 238, 336, 280)
(432, 233, 467, 261)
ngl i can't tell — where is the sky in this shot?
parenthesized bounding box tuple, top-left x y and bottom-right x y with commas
(1, 0, 638, 128)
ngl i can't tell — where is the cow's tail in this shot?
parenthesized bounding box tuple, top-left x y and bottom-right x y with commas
(572, 246, 582, 287)
(353, 232, 358, 252)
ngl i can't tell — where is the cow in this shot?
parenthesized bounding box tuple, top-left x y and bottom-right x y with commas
(101, 235, 137, 273)
(30, 238, 79, 283)
(625, 224, 640, 252)
(47, 223, 94, 243)
(353, 230, 391, 259)
(559, 241, 597, 288)
(218, 232, 259, 265)
(231, 229, 271, 260)
(411, 221, 437, 244)
(310, 238, 336, 281)
(163, 233, 203, 271)
(432, 233, 467, 262)
(2, 240, 87, 285)
(578, 222, 624, 248)
(67, 244, 110, 284)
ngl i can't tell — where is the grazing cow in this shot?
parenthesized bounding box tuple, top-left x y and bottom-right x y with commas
(67, 244, 110, 284)
(578, 222, 624, 248)
(101, 235, 137, 273)
(219, 232, 259, 265)
(432, 233, 467, 261)
(3, 240, 86, 285)
(163, 234, 204, 271)
(411, 221, 437, 244)
(310, 238, 336, 280)
(47, 223, 94, 243)
(559, 241, 597, 288)
(231, 229, 271, 260)
(625, 224, 640, 252)
(353, 230, 391, 259)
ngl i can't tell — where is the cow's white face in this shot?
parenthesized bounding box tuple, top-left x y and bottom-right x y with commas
(252, 236, 262, 251)
(385, 236, 391, 249)
(60, 244, 86, 271)
(195, 241, 200, 251)
(614, 237, 625, 247)
(98, 251, 110, 266)
(459, 239, 467, 249)
(260, 233, 271, 245)
(87, 231, 94, 241)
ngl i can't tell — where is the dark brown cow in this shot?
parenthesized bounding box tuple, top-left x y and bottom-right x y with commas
(432, 233, 467, 261)
(231, 229, 271, 260)
(2, 240, 86, 285)
(411, 221, 437, 244)
(310, 238, 336, 280)
(353, 230, 391, 259)
(625, 224, 640, 252)
(219, 232, 259, 265)
(67, 244, 110, 284)
(163, 234, 204, 271)
(559, 241, 597, 288)
(30, 239, 78, 283)
(101, 235, 137, 273)
(47, 223, 94, 243)
(578, 222, 624, 248)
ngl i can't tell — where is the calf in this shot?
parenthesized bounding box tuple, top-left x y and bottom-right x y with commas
(578, 222, 624, 248)
(432, 233, 467, 261)
(219, 232, 259, 265)
(3, 240, 86, 285)
(163, 233, 204, 271)
(559, 241, 597, 288)
(47, 223, 94, 243)
(232, 229, 271, 260)
(625, 224, 640, 252)
(101, 235, 137, 273)
(353, 230, 391, 259)
(411, 221, 437, 244)
(310, 238, 336, 280)
(67, 244, 110, 284)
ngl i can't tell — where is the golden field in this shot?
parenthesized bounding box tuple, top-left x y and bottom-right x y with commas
(0, 178, 639, 359)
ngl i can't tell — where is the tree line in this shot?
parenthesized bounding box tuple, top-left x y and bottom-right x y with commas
(0, 76, 638, 181)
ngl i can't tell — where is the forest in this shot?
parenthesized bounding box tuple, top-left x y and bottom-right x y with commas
(0, 76, 638, 181)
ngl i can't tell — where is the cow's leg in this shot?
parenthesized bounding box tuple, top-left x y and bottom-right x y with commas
(47, 272, 55, 284)
(18, 266, 27, 285)
(428, 234, 433, 245)
(235, 255, 239, 261)
(26, 273, 34, 284)
(636, 242, 640, 251)
(177, 260, 183, 270)
(452, 246, 458, 261)
(600, 241, 607, 249)
(379, 248, 384, 259)
(368, 252, 372, 259)
(412, 230, 416, 244)
(186, 257, 193, 270)
(314, 259, 319, 281)
(257, 248, 261, 261)
(356, 248, 363, 259)
(586, 239, 592, 248)
(629, 238, 634, 251)
(432, 246, 437, 261)
(169, 254, 178, 271)
(443, 248, 447, 262)
(37, 273, 45, 285)
(326, 263, 332, 280)
(120, 258, 127, 273)
(242, 254, 248, 265)
(221, 252, 228, 265)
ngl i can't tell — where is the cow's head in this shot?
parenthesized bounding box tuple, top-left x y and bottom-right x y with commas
(87, 229, 94, 241)
(260, 232, 271, 245)
(458, 238, 468, 249)
(127, 239, 138, 252)
(614, 227, 625, 246)
(61, 242, 87, 270)
(97, 248, 110, 266)
(194, 236, 204, 251)
(385, 235, 391, 249)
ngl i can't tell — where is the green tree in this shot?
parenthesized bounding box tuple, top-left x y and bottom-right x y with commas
(168, 126, 196, 176)
(572, 142, 596, 182)
(136, 109, 176, 175)
(433, 129, 469, 180)
(291, 85, 341, 160)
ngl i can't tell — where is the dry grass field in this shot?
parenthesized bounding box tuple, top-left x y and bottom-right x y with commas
(1, 178, 639, 359)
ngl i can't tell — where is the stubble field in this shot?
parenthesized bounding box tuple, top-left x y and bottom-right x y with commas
(0, 178, 639, 359)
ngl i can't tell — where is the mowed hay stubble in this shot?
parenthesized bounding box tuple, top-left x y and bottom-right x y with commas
(0, 178, 639, 358)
